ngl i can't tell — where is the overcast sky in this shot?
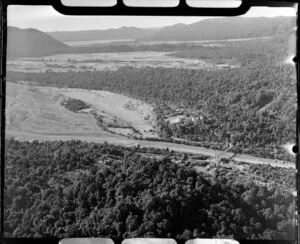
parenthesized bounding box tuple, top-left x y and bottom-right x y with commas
(7, 4, 296, 32)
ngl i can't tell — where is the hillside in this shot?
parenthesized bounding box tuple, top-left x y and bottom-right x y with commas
(138, 17, 296, 41)
(7, 27, 71, 58)
(47, 26, 156, 42)
(46, 17, 296, 43)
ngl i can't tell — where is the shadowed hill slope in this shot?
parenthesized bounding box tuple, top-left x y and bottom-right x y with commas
(138, 17, 296, 41)
(47, 17, 296, 43)
(7, 26, 71, 58)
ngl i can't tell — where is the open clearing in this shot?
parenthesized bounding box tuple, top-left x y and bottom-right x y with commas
(6, 82, 295, 169)
(7, 51, 238, 73)
(7, 82, 156, 138)
(59, 86, 157, 138)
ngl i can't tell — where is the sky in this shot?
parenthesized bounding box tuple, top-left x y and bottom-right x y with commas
(7, 3, 297, 32)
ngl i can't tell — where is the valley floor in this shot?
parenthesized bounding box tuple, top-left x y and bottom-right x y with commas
(6, 82, 295, 169)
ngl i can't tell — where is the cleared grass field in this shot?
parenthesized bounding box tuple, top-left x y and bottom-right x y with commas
(59, 86, 157, 138)
(7, 51, 237, 73)
(6, 82, 156, 138)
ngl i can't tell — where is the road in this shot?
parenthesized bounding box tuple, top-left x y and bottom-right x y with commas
(6, 130, 295, 169)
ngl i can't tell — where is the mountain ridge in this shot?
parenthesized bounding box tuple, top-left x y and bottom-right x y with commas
(7, 16, 296, 58)
(46, 16, 296, 42)
(137, 16, 296, 41)
(47, 26, 157, 42)
(7, 26, 71, 58)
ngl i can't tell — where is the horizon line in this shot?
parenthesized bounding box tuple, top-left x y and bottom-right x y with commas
(8, 15, 295, 33)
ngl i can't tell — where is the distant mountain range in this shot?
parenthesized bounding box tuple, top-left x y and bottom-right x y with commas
(47, 26, 157, 42)
(8, 17, 296, 57)
(7, 27, 71, 58)
(47, 17, 295, 42)
(137, 17, 295, 41)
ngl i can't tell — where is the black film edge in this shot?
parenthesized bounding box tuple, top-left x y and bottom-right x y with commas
(2, 0, 297, 16)
(0, 0, 299, 244)
(4, 0, 250, 16)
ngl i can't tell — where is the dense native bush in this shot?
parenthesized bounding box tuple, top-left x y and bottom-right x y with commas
(61, 98, 90, 113)
(4, 139, 295, 239)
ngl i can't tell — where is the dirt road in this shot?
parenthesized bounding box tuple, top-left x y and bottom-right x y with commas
(6, 130, 295, 169)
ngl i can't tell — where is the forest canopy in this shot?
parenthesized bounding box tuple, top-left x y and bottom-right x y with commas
(4, 139, 296, 239)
